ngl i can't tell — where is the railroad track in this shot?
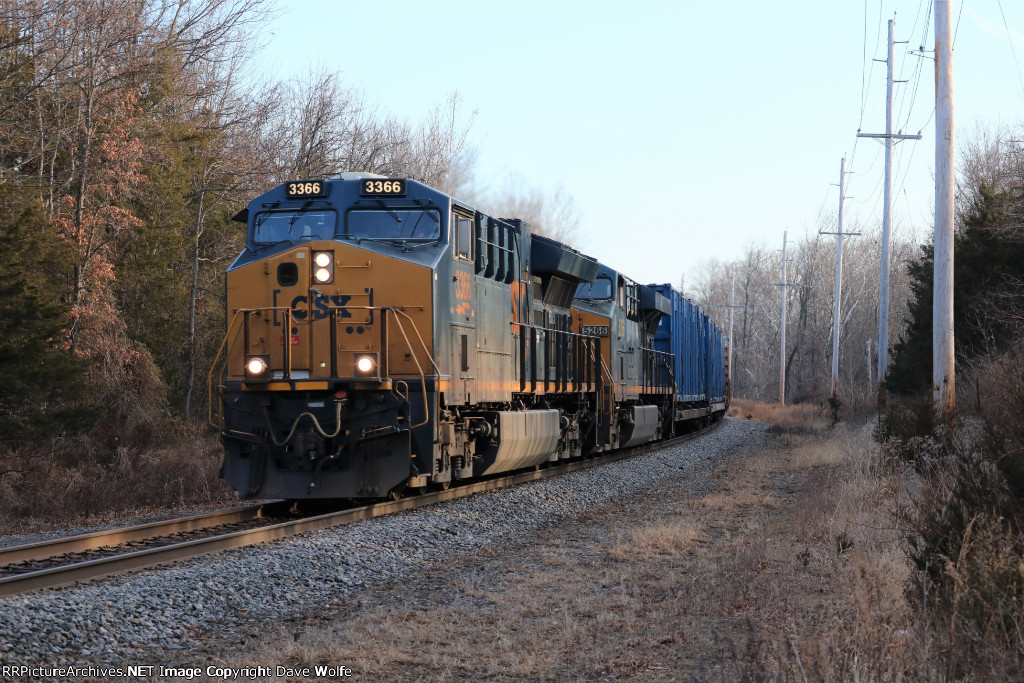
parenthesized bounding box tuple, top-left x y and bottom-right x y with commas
(0, 421, 720, 596)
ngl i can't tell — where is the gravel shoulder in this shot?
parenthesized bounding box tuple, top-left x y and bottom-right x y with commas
(0, 418, 768, 681)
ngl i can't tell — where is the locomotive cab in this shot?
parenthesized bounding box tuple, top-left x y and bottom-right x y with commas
(572, 266, 673, 449)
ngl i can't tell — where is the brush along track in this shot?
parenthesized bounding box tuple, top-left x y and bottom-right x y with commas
(0, 421, 720, 596)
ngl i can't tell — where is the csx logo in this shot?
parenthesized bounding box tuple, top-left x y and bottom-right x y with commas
(271, 288, 370, 324)
(289, 294, 352, 320)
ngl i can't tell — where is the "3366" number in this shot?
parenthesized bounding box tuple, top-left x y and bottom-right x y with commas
(286, 181, 323, 197)
(363, 180, 403, 194)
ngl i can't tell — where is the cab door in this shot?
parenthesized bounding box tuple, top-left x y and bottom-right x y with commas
(448, 211, 477, 405)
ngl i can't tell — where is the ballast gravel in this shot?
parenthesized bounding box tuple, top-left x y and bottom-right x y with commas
(0, 418, 767, 675)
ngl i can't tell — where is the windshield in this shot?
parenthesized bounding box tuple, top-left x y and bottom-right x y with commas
(575, 276, 613, 299)
(253, 209, 336, 244)
(346, 208, 442, 240)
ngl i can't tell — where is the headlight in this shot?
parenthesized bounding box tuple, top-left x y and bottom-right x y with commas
(355, 354, 377, 375)
(313, 251, 333, 283)
(245, 354, 270, 379)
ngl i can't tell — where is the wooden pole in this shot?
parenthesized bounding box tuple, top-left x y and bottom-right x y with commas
(856, 19, 921, 409)
(934, 0, 956, 422)
(831, 158, 846, 399)
(779, 231, 787, 405)
(878, 18, 895, 407)
(728, 264, 735, 385)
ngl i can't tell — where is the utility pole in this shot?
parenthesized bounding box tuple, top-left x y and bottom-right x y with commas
(934, 0, 955, 422)
(857, 18, 922, 409)
(820, 158, 860, 399)
(779, 231, 788, 404)
(728, 264, 735, 385)
(723, 263, 748, 393)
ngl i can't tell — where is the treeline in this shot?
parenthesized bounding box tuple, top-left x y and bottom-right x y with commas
(0, 0, 493, 519)
(692, 222, 918, 406)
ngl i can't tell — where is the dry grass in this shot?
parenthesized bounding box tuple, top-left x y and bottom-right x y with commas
(609, 518, 707, 560)
(0, 428, 235, 534)
(728, 397, 829, 432)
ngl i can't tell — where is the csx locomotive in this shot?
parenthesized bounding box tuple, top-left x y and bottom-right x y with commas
(212, 174, 728, 500)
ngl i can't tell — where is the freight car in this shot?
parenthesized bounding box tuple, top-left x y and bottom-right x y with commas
(211, 174, 728, 501)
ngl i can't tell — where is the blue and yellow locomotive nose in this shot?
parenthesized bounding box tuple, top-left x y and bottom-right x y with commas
(215, 176, 444, 500)
(224, 238, 434, 389)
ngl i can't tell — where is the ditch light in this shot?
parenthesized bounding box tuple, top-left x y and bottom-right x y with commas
(354, 353, 379, 379)
(245, 354, 271, 379)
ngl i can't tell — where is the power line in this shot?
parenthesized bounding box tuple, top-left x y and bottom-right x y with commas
(853, 0, 889, 170)
(954, 0, 965, 46)
(906, 0, 928, 52)
(997, 0, 1024, 100)
(814, 182, 836, 227)
(894, 6, 929, 134)
(858, 0, 870, 128)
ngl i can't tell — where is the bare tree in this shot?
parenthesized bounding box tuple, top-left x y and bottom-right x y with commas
(694, 222, 917, 404)
(486, 174, 583, 245)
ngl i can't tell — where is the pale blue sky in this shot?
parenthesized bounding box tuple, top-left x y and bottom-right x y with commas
(262, 0, 1024, 288)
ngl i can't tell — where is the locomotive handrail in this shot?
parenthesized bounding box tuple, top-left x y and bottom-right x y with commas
(381, 307, 432, 429)
(597, 354, 617, 419)
(512, 322, 600, 394)
(208, 304, 440, 434)
(640, 346, 675, 394)
(380, 307, 443, 376)
(208, 306, 294, 429)
(207, 309, 248, 429)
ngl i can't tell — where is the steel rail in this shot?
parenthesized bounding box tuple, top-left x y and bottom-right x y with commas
(0, 502, 290, 565)
(0, 421, 721, 596)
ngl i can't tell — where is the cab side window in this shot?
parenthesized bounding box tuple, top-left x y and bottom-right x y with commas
(454, 213, 473, 260)
(618, 279, 640, 321)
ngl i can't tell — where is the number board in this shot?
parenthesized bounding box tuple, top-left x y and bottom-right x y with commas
(581, 325, 609, 336)
(285, 180, 327, 199)
(360, 179, 406, 196)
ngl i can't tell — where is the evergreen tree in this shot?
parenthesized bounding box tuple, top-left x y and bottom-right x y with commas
(0, 190, 96, 450)
(888, 184, 1024, 395)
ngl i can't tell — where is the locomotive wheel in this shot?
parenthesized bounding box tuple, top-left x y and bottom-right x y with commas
(387, 480, 409, 501)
